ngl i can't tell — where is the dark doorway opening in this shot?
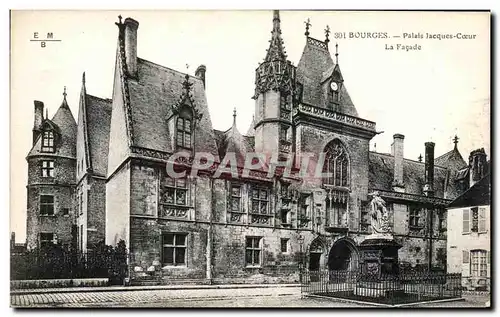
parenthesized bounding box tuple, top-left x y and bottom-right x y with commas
(328, 239, 359, 271)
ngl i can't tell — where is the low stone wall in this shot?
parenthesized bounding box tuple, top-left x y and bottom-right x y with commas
(10, 278, 109, 290)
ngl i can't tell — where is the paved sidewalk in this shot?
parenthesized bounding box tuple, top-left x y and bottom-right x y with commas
(11, 283, 300, 295)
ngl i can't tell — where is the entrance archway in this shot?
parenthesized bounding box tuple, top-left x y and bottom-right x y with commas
(328, 238, 359, 271)
(308, 238, 325, 271)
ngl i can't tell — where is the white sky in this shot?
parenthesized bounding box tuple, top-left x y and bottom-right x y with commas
(10, 10, 490, 242)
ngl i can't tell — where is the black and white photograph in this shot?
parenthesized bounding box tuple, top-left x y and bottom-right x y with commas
(8, 9, 491, 308)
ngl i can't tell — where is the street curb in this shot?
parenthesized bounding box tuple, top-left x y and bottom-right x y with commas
(11, 283, 301, 295)
(304, 294, 466, 307)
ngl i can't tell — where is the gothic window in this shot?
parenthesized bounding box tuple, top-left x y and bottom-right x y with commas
(161, 176, 188, 206)
(41, 131, 55, 152)
(251, 187, 269, 214)
(323, 140, 349, 187)
(176, 107, 193, 149)
(245, 237, 262, 267)
(41, 160, 54, 177)
(162, 233, 187, 266)
(230, 183, 242, 212)
(40, 195, 54, 216)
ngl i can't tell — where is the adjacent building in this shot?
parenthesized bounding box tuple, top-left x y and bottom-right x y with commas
(447, 148, 491, 291)
(24, 11, 487, 284)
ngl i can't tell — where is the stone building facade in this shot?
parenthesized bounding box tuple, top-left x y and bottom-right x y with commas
(25, 11, 480, 284)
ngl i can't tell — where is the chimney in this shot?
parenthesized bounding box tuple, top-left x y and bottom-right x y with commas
(195, 65, 206, 88)
(423, 142, 435, 196)
(469, 148, 487, 187)
(33, 100, 44, 145)
(391, 134, 405, 192)
(124, 18, 139, 77)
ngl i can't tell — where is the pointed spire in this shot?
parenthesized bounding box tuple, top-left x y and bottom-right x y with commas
(453, 135, 459, 149)
(304, 18, 311, 37)
(233, 107, 237, 127)
(60, 86, 69, 108)
(335, 42, 339, 65)
(63, 86, 67, 100)
(82, 72, 86, 85)
(264, 10, 287, 62)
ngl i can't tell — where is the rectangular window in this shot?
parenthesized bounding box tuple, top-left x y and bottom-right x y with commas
(470, 250, 487, 277)
(462, 250, 469, 264)
(280, 238, 289, 253)
(40, 195, 54, 216)
(176, 117, 192, 149)
(462, 209, 470, 233)
(409, 208, 420, 227)
(471, 207, 479, 232)
(251, 187, 269, 214)
(478, 207, 487, 233)
(41, 160, 54, 177)
(162, 233, 187, 266)
(161, 176, 188, 206)
(281, 210, 290, 225)
(438, 211, 446, 232)
(280, 125, 289, 142)
(230, 183, 241, 212)
(41, 131, 55, 152)
(61, 208, 69, 216)
(245, 237, 262, 267)
(40, 232, 54, 248)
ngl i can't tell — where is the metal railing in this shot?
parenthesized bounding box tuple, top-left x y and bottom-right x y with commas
(301, 269, 462, 305)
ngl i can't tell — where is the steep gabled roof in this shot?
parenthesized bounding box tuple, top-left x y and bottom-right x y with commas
(435, 147, 467, 171)
(125, 58, 219, 160)
(85, 95, 112, 176)
(27, 95, 77, 159)
(448, 174, 490, 208)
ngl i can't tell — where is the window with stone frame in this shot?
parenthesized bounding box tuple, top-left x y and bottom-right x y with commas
(176, 107, 193, 150)
(41, 160, 54, 177)
(40, 232, 55, 249)
(251, 187, 269, 214)
(40, 195, 54, 216)
(409, 207, 421, 228)
(230, 183, 242, 212)
(280, 209, 291, 225)
(161, 176, 188, 207)
(280, 238, 289, 253)
(280, 124, 289, 142)
(323, 139, 349, 187)
(41, 131, 55, 152)
(470, 249, 487, 277)
(245, 236, 262, 267)
(162, 233, 187, 266)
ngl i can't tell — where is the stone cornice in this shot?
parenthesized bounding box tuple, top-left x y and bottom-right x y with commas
(375, 189, 452, 206)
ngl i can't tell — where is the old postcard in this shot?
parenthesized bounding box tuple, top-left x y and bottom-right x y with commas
(10, 10, 490, 308)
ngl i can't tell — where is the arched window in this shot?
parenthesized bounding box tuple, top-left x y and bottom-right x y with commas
(176, 107, 193, 149)
(323, 139, 349, 187)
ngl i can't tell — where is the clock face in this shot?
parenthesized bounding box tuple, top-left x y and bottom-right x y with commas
(330, 82, 338, 91)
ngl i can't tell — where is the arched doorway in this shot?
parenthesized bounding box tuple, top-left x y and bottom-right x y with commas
(308, 239, 325, 271)
(328, 238, 359, 271)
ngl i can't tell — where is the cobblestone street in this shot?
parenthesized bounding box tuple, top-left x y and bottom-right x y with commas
(10, 286, 490, 308)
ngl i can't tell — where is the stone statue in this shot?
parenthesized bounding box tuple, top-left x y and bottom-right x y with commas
(368, 191, 392, 238)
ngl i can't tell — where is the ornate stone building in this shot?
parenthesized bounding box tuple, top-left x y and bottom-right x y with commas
(26, 11, 481, 283)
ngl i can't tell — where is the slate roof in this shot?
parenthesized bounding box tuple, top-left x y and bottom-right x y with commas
(296, 38, 358, 116)
(27, 97, 77, 159)
(434, 147, 467, 171)
(213, 124, 256, 167)
(126, 58, 219, 160)
(368, 151, 463, 200)
(448, 174, 490, 208)
(85, 95, 112, 176)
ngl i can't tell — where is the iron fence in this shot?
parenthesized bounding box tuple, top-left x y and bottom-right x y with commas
(301, 269, 462, 305)
(11, 248, 128, 283)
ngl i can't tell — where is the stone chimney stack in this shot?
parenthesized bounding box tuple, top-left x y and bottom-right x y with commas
(195, 65, 206, 88)
(33, 100, 44, 145)
(391, 134, 405, 192)
(423, 142, 435, 196)
(124, 18, 139, 77)
(469, 148, 487, 187)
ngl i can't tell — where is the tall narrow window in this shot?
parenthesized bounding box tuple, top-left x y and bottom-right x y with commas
(409, 207, 420, 228)
(471, 207, 479, 232)
(230, 183, 241, 212)
(41, 131, 55, 152)
(280, 238, 289, 253)
(176, 108, 193, 149)
(323, 140, 349, 187)
(161, 176, 188, 206)
(251, 187, 269, 214)
(470, 250, 487, 277)
(40, 195, 54, 216)
(462, 209, 470, 233)
(41, 160, 54, 177)
(245, 237, 262, 267)
(162, 233, 187, 266)
(478, 207, 487, 233)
